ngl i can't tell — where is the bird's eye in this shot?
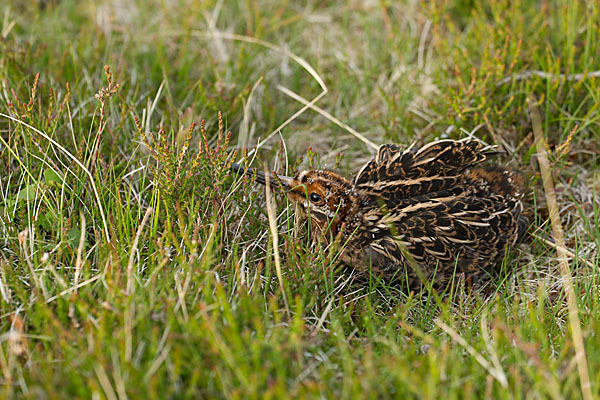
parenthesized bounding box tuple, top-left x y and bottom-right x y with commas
(309, 192, 322, 203)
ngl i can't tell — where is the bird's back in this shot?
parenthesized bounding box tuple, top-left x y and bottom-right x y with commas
(354, 139, 502, 202)
(347, 139, 528, 289)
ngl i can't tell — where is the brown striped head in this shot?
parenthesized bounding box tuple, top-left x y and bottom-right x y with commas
(286, 170, 362, 232)
(232, 164, 362, 235)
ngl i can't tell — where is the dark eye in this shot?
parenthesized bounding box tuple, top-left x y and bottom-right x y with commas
(309, 192, 322, 203)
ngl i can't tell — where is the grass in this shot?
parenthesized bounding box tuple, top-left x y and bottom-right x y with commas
(1, 0, 600, 398)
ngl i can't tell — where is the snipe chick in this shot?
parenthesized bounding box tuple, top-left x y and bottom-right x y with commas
(232, 139, 529, 290)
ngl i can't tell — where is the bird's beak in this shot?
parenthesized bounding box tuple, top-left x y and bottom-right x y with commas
(231, 163, 294, 191)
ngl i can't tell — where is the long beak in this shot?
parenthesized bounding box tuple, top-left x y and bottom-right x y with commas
(231, 162, 294, 190)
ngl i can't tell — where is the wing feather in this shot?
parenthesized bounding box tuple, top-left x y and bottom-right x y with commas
(354, 139, 497, 202)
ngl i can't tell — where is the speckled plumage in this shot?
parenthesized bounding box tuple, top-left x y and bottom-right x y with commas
(233, 139, 529, 290)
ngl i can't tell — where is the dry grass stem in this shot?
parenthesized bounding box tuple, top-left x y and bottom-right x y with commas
(239, 76, 264, 150)
(435, 318, 508, 387)
(45, 274, 104, 304)
(312, 297, 335, 335)
(124, 206, 153, 364)
(74, 212, 86, 293)
(277, 85, 379, 151)
(143, 343, 173, 383)
(94, 364, 118, 400)
(264, 167, 291, 317)
(127, 207, 154, 295)
(531, 232, 595, 270)
(528, 95, 593, 400)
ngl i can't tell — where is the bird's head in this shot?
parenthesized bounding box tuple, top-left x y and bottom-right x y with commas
(232, 164, 363, 236)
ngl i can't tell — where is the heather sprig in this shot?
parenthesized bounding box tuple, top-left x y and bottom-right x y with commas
(135, 111, 236, 210)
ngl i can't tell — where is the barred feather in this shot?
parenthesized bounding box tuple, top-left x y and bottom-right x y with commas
(354, 139, 499, 204)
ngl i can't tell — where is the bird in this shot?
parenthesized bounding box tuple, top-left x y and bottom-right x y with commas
(231, 139, 529, 290)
